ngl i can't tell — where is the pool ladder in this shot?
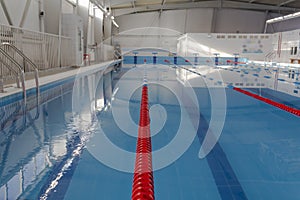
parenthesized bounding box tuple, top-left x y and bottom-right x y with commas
(0, 42, 40, 107)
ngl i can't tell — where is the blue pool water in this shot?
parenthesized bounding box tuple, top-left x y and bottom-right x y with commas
(1, 65, 300, 199)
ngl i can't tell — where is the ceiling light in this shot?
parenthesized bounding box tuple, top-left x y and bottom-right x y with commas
(266, 11, 300, 24)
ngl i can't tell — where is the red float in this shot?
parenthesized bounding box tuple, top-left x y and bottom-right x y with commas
(132, 85, 155, 200)
(233, 87, 300, 117)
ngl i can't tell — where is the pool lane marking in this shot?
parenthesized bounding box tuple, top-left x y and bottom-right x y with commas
(233, 87, 300, 117)
(131, 84, 155, 200)
(172, 67, 247, 199)
(196, 114, 248, 199)
(181, 88, 248, 199)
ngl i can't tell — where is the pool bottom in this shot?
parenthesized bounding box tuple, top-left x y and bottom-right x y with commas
(23, 87, 300, 200)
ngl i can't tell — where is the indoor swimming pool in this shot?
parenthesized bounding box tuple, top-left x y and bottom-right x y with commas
(0, 64, 300, 200)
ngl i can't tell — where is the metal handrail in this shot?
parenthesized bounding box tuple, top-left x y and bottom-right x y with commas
(0, 57, 21, 88)
(114, 50, 122, 59)
(0, 42, 40, 104)
(0, 48, 26, 104)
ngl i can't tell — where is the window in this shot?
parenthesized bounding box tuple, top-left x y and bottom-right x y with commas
(291, 47, 294, 55)
(294, 47, 298, 55)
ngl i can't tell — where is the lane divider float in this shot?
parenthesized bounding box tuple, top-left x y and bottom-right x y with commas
(131, 82, 155, 200)
(233, 87, 300, 117)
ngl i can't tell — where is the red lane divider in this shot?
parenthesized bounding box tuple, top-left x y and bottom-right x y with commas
(132, 85, 155, 200)
(233, 87, 300, 117)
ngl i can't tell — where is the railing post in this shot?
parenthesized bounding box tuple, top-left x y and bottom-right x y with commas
(16, 76, 20, 88)
(0, 65, 3, 92)
(58, 0, 62, 68)
(20, 71, 26, 106)
(0, 76, 4, 92)
(23, 58, 27, 72)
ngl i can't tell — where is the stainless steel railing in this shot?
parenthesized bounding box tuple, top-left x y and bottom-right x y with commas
(0, 42, 40, 104)
(0, 24, 76, 73)
(0, 48, 26, 104)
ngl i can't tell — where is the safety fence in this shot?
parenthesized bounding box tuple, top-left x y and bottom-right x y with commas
(0, 24, 76, 81)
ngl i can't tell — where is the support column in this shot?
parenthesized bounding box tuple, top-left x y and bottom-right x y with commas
(211, 8, 217, 33)
(58, 0, 62, 68)
(38, 0, 45, 32)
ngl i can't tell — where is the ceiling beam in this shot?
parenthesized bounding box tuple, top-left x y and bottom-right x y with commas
(66, 0, 77, 7)
(19, 0, 32, 27)
(91, 0, 107, 13)
(0, 0, 13, 25)
(160, 0, 167, 14)
(131, 1, 136, 13)
(278, 0, 296, 7)
(112, 0, 299, 17)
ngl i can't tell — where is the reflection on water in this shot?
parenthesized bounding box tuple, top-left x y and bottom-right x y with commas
(0, 69, 113, 199)
(0, 91, 75, 200)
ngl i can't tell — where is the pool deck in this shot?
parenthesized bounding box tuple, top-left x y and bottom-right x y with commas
(0, 60, 121, 100)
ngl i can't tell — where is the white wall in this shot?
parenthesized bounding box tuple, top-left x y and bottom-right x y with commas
(104, 17, 112, 42)
(62, 0, 74, 14)
(177, 33, 273, 61)
(113, 9, 214, 52)
(214, 9, 267, 33)
(272, 29, 300, 63)
(0, 0, 40, 31)
(23, 0, 40, 31)
(267, 17, 300, 33)
(0, 0, 75, 33)
(114, 9, 214, 34)
(94, 16, 103, 44)
(77, 5, 89, 48)
(0, 0, 106, 42)
(0, 5, 8, 24)
(4, 0, 27, 26)
(114, 8, 271, 34)
(186, 9, 214, 33)
(114, 8, 290, 61)
(44, 0, 61, 34)
(112, 27, 181, 53)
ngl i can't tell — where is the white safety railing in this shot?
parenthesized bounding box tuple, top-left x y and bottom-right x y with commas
(0, 24, 76, 79)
